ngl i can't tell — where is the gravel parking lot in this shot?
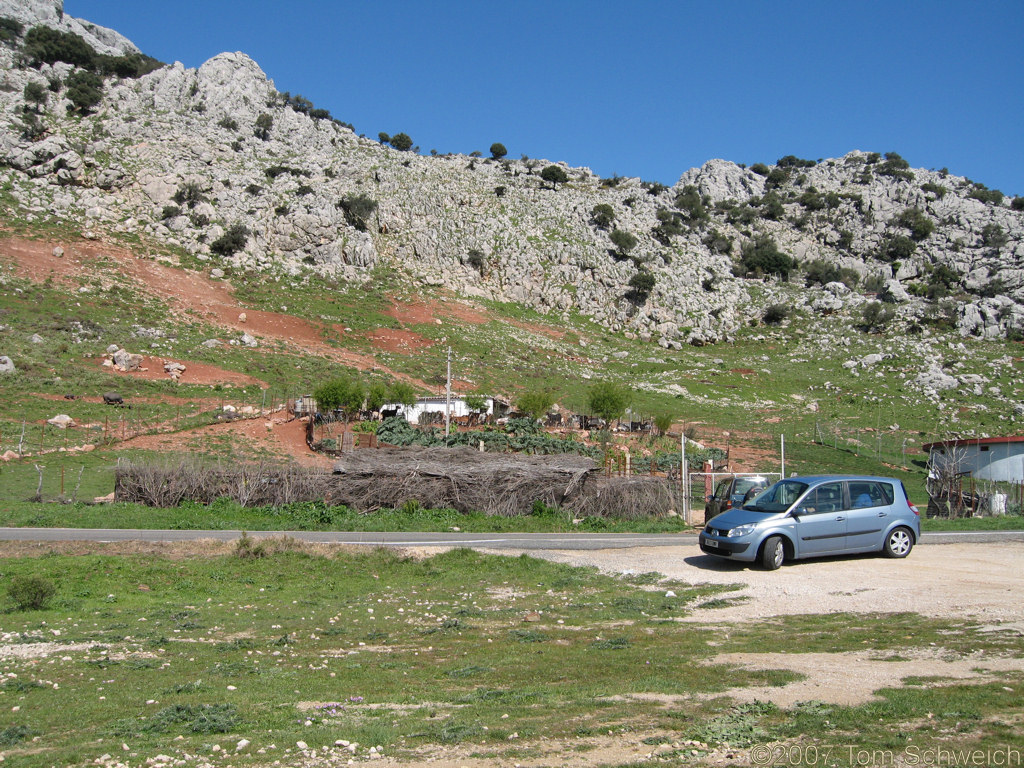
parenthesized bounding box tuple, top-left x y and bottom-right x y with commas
(511, 541, 1024, 628)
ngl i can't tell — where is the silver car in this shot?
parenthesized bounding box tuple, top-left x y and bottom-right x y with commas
(699, 475, 921, 570)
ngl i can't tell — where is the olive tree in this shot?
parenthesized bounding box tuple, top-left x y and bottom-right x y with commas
(587, 381, 631, 424)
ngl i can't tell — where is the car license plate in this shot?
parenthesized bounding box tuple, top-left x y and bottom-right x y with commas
(704, 538, 719, 548)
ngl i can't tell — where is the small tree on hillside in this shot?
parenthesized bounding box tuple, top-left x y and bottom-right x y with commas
(515, 388, 556, 421)
(314, 377, 364, 421)
(338, 193, 378, 232)
(609, 229, 638, 259)
(254, 112, 273, 140)
(389, 132, 413, 151)
(388, 381, 418, 412)
(489, 142, 507, 160)
(591, 203, 615, 229)
(587, 380, 631, 425)
(653, 413, 675, 437)
(210, 224, 249, 257)
(366, 381, 388, 413)
(540, 165, 569, 189)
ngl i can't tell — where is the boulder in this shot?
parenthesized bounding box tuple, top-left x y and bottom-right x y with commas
(0, 355, 15, 374)
(113, 348, 144, 371)
(47, 414, 75, 429)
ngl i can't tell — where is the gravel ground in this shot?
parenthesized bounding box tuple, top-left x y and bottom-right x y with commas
(496, 541, 1024, 628)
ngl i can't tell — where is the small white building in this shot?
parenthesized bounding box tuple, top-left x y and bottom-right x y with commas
(386, 396, 510, 424)
(923, 436, 1024, 483)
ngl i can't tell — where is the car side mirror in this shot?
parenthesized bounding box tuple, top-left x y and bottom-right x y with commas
(707, 495, 714, 503)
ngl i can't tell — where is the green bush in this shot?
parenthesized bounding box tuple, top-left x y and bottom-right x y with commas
(763, 304, 790, 324)
(7, 575, 56, 611)
(209, 224, 249, 257)
(777, 155, 816, 168)
(314, 377, 364, 416)
(878, 234, 916, 262)
(254, 113, 272, 140)
(876, 152, 914, 181)
(609, 229, 638, 257)
(540, 165, 569, 188)
(65, 69, 103, 113)
(23, 81, 47, 108)
(750, 163, 770, 176)
(760, 192, 785, 220)
(389, 132, 413, 151)
(968, 185, 1004, 205)
(587, 381, 631, 423)
(652, 209, 685, 244)
(515, 389, 556, 421)
(740, 235, 794, 279)
(172, 182, 206, 208)
(1011, 197, 1024, 211)
(0, 16, 23, 44)
(674, 185, 707, 221)
(591, 203, 615, 229)
(161, 205, 181, 220)
(894, 207, 934, 241)
(921, 182, 947, 199)
(764, 168, 789, 189)
(96, 52, 163, 78)
(861, 301, 893, 332)
(24, 26, 96, 69)
(489, 142, 507, 159)
(627, 270, 656, 302)
(981, 223, 1007, 249)
(338, 193, 379, 231)
(217, 116, 238, 131)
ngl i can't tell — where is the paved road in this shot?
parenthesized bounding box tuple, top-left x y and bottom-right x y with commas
(0, 528, 1021, 549)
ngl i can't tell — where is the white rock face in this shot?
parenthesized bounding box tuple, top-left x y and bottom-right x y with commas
(0, 8, 1020, 345)
(0, 0, 138, 55)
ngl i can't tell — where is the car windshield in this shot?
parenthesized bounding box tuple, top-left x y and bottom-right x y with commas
(741, 480, 808, 512)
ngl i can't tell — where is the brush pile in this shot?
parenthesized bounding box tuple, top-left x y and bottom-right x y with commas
(115, 447, 676, 518)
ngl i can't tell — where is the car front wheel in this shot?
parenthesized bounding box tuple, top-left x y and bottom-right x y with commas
(760, 535, 785, 570)
(883, 527, 914, 558)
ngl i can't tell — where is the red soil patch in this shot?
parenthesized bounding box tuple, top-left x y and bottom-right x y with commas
(510, 318, 566, 341)
(103, 356, 265, 387)
(119, 415, 331, 469)
(0, 237, 428, 387)
(366, 328, 434, 354)
(384, 296, 490, 326)
(731, 368, 756, 375)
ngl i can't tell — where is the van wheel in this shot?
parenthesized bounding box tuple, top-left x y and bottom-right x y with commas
(760, 536, 785, 570)
(883, 527, 913, 558)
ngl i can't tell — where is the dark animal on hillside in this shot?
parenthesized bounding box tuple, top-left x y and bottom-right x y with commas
(64, 394, 78, 400)
(103, 392, 124, 405)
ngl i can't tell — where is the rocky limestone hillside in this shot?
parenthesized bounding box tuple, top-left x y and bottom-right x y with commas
(1, 0, 1023, 347)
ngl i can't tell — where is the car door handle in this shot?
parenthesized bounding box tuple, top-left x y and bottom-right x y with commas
(835, 516, 845, 522)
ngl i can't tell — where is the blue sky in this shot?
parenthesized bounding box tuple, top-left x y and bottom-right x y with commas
(68, 1, 1023, 195)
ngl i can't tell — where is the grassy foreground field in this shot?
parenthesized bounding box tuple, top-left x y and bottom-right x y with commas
(0, 543, 1022, 767)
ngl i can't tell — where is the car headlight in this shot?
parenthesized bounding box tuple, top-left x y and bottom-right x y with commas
(725, 524, 756, 538)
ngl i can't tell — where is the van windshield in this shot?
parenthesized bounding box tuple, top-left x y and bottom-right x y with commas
(742, 480, 808, 513)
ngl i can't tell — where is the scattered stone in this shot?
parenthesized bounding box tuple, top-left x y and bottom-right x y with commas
(0, 356, 15, 375)
(29, 333, 44, 344)
(47, 414, 75, 429)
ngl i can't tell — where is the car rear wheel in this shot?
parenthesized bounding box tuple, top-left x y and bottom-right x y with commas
(760, 535, 785, 570)
(883, 527, 913, 558)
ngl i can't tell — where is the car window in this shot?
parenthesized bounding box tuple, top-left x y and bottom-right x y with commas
(794, 482, 844, 515)
(715, 480, 731, 501)
(734, 478, 765, 497)
(745, 480, 807, 512)
(848, 481, 891, 509)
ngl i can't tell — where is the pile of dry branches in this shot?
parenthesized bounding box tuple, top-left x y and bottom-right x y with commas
(115, 447, 677, 518)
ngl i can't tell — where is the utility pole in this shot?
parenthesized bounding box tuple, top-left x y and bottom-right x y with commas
(445, 346, 452, 437)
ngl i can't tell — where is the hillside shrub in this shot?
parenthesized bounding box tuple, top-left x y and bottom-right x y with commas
(750, 162, 769, 176)
(627, 270, 656, 302)
(173, 182, 206, 208)
(894, 207, 934, 241)
(921, 182, 947, 199)
(24, 26, 96, 69)
(591, 203, 615, 229)
(609, 229, 638, 257)
(466, 248, 485, 272)
(515, 389, 556, 421)
(764, 168, 789, 189)
(65, 69, 103, 113)
(587, 381, 631, 424)
(740, 235, 794, 280)
(338, 193, 378, 231)
(0, 16, 23, 44)
(878, 234, 916, 262)
(389, 132, 413, 151)
(968, 185, 1004, 205)
(674, 185, 707, 221)
(161, 205, 181, 220)
(980, 223, 1007, 249)
(210, 224, 249, 257)
(876, 152, 914, 181)
(652, 209, 685, 244)
(254, 113, 272, 140)
(1012, 197, 1024, 212)
(777, 155, 816, 168)
(217, 116, 238, 131)
(861, 301, 893, 332)
(489, 142, 507, 159)
(703, 229, 732, 254)
(760, 192, 785, 220)
(96, 52, 163, 78)
(23, 81, 47, 109)
(7, 575, 56, 611)
(314, 377, 364, 417)
(540, 165, 569, 188)
(763, 304, 790, 325)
